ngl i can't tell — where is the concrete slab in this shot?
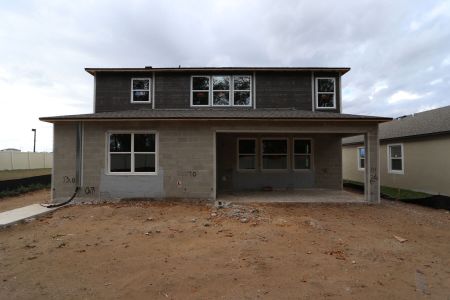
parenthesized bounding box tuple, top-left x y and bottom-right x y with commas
(218, 189, 365, 203)
(0, 204, 56, 228)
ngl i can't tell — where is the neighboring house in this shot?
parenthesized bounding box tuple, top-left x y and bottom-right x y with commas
(40, 67, 390, 203)
(342, 106, 450, 197)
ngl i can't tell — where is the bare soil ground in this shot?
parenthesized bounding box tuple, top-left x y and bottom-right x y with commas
(0, 189, 51, 212)
(0, 195, 449, 299)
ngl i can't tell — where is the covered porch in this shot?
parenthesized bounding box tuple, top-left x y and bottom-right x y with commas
(215, 125, 380, 203)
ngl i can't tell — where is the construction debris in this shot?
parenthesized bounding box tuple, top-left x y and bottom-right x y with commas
(393, 235, 408, 243)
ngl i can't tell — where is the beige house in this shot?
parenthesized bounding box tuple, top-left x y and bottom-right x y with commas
(342, 106, 450, 197)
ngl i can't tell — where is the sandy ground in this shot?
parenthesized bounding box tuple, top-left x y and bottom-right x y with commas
(0, 195, 449, 299)
(0, 189, 51, 213)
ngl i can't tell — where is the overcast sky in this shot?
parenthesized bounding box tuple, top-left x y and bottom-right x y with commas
(1, 0, 449, 152)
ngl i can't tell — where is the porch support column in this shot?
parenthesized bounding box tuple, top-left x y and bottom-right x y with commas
(364, 126, 380, 203)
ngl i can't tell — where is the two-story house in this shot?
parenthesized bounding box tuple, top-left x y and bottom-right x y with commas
(40, 67, 390, 203)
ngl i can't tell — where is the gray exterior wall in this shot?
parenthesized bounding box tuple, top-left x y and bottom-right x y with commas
(94, 71, 342, 112)
(216, 133, 342, 193)
(95, 72, 154, 112)
(52, 120, 376, 202)
(342, 134, 450, 197)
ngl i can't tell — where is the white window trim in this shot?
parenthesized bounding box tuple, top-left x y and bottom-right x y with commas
(212, 75, 232, 107)
(232, 75, 253, 107)
(260, 137, 289, 171)
(131, 78, 152, 104)
(191, 75, 211, 107)
(106, 130, 158, 175)
(315, 77, 336, 109)
(292, 138, 313, 171)
(357, 146, 365, 171)
(237, 138, 257, 172)
(191, 75, 252, 107)
(387, 143, 404, 174)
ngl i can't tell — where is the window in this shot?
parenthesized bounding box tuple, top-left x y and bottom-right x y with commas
(316, 77, 336, 109)
(388, 144, 404, 174)
(357, 147, 365, 170)
(131, 78, 151, 103)
(293, 139, 312, 170)
(237, 139, 256, 170)
(191, 75, 252, 107)
(261, 139, 288, 170)
(108, 132, 157, 174)
(192, 76, 210, 106)
(212, 76, 230, 106)
(233, 76, 252, 106)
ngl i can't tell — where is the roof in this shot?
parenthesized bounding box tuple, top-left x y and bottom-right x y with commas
(342, 105, 450, 144)
(40, 108, 390, 123)
(85, 67, 351, 76)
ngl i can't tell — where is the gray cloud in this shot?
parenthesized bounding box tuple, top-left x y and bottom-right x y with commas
(0, 0, 449, 151)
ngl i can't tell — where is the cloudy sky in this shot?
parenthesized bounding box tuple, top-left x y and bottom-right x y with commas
(1, 0, 449, 152)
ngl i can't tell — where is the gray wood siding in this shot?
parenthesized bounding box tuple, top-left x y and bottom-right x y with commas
(94, 70, 342, 112)
(255, 72, 313, 110)
(95, 72, 153, 112)
(154, 72, 190, 109)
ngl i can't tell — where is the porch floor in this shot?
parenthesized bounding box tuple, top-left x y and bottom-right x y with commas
(217, 188, 365, 203)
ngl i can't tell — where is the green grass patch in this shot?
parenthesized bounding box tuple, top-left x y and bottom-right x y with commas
(0, 183, 51, 198)
(343, 180, 431, 200)
(0, 168, 52, 181)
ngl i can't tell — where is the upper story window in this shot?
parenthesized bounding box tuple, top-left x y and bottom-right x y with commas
(131, 78, 151, 103)
(191, 75, 252, 107)
(315, 77, 336, 109)
(388, 144, 404, 174)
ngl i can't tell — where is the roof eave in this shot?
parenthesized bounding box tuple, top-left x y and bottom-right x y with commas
(40, 116, 390, 123)
(84, 67, 351, 76)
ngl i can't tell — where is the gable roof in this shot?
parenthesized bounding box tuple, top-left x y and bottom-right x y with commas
(342, 105, 450, 144)
(85, 67, 351, 76)
(40, 108, 390, 123)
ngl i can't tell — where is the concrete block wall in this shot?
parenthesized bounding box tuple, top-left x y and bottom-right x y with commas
(52, 120, 378, 202)
(314, 134, 343, 189)
(53, 121, 215, 202)
(53, 123, 77, 200)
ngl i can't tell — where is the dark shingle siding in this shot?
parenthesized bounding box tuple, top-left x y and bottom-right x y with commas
(255, 72, 312, 110)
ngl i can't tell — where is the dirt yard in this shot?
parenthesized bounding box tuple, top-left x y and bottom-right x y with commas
(0, 189, 51, 213)
(0, 194, 449, 299)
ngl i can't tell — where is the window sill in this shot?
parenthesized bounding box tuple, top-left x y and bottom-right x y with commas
(105, 172, 158, 176)
(388, 170, 404, 175)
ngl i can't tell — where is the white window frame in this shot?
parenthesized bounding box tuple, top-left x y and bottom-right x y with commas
(130, 78, 152, 103)
(357, 146, 365, 171)
(191, 75, 211, 107)
(106, 131, 158, 175)
(260, 138, 289, 171)
(387, 143, 404, 174)
(315, 77, 336, 109)
(212, 75, 231, 107)
(293, 138, 313, 171)
(190, 75, 252, 107)
(237, 138, 257, 172)
(232, 75, 253, 107)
